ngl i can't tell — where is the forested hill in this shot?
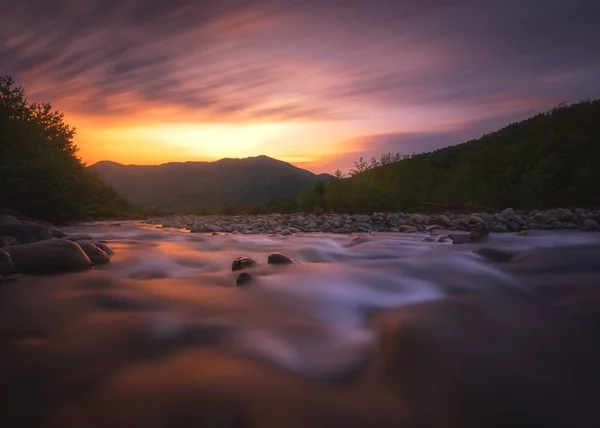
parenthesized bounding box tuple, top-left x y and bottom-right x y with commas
(306, 100, 600, 213)
(90, 156, 332, 212)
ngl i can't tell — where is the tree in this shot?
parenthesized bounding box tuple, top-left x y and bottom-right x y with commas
(0, 75, 136, 222)
(348, 156, 370, 177)
(333, 169, 344, 179)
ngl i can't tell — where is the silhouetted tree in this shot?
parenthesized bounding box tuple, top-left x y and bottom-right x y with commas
(0, 75, 136, 222)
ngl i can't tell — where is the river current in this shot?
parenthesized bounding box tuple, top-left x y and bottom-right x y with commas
(2, 221, 600, 427)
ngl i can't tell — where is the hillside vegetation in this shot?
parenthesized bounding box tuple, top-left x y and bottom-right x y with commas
(287, 100, 600, 214)
(0, 76, 139, 223)
(90, 157, 332, 212)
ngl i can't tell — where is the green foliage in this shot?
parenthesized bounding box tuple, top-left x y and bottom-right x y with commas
(288, 100, 600, 214)
(0, 76, 140, 223)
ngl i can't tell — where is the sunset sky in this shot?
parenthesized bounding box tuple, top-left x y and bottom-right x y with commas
(2, 0, 600, 173)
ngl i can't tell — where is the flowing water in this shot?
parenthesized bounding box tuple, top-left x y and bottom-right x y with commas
(2, 222, 600, 427)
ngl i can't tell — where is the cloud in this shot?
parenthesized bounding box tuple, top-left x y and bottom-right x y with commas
(1, 0, 599, 127)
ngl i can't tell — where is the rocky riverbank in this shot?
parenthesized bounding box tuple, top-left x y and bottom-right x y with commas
(147, 207, 600, 235)
(0, 214, 114, 276)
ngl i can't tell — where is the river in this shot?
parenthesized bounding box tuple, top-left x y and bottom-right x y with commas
(2, 221, 600, 427)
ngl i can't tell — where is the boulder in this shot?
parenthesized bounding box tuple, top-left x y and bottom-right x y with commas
(267, 252, 299, 265)
(0, 249, 13, 275)
(0, 214, 21, 225)
(236, 272, 254, 286)
(279, 229, 292, 236)
(6, 239, 92, 274)
(232, 257, 257, 271)
(68, 234, 95, 241)
(0, 237, 20, 247)
(77, 240, 111, 265)
(49, 226, 67, 238)
(0, 224, 52, 243)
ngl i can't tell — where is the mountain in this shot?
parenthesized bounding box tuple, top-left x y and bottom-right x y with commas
(295, 100, 600, 213)
(89, 155, 331, 212)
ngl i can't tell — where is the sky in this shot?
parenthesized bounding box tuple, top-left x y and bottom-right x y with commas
(2, 0, 600, 173)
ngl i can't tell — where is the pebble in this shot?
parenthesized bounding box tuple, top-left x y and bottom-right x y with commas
(144, 208, 600, 235)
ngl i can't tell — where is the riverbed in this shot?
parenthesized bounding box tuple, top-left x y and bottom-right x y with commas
(1, 221, 600, 427)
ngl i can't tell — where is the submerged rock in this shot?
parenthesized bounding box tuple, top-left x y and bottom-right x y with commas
(450, 224, 489, 245)
(267, 252, 299, 265)
(236, 272, 254, 286)
(232, 257, 257, 271)
(473, 247, 516, 263)
(6, 239, 92, 274)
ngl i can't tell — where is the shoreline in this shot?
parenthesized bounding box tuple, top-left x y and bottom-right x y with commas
(146, 208, 600, 235)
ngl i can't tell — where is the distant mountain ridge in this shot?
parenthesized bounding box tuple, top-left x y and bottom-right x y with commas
(89, 155, 331, 211)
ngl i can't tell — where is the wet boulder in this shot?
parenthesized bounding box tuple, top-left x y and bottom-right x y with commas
(0, 224, 52, 244)
(0, 236, 20, 247)
(0, 249, 13, 275)
(6, 239, 92, 274)
(267, 252, 299, 265)
(450, 224, 489, 245)
(0, 214, 21, 225)
(77, 240, 111, 265)
(236, 272, 254, 286)
(232, 257, 257, 271)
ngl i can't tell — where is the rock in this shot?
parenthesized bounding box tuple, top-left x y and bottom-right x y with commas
(450, 224, 488, 244)
(267, 252, 298, 265)
(435, 215, 453, 227)
(6, 239, 92, 274)
(356, 215, 371, 223)
(581, 219, 600, 232)
(437, 235, 450, 243)
(0, 236, 20, 247)
(473, 247, 516, 263)
(67, 234, 94, 242)
(481, 213, 494, 223)
(426, 224, 442, 232)
(279, 229, 292, 236)
(77, 240, 110, 265)
(49, 226, 67, 238)
(422, 237, 436, 242)
(533, 212, 548, 223)
(449, 234, 472, 244)
(0, 224, 52, 243)
(94, 241, 114, 255)
(491, 225, 509, 233)
(288, 227, 302, 234)
(0, 249, 13, 275)
(0, 214, 21, 225)
(399, 225, 418, 233)
(501, 208, 515, 218)
(236, 272, 254, 286)
(232, 257, 257, 271)
(469, 215, 485, 225)
(411, 214, 424, 224)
